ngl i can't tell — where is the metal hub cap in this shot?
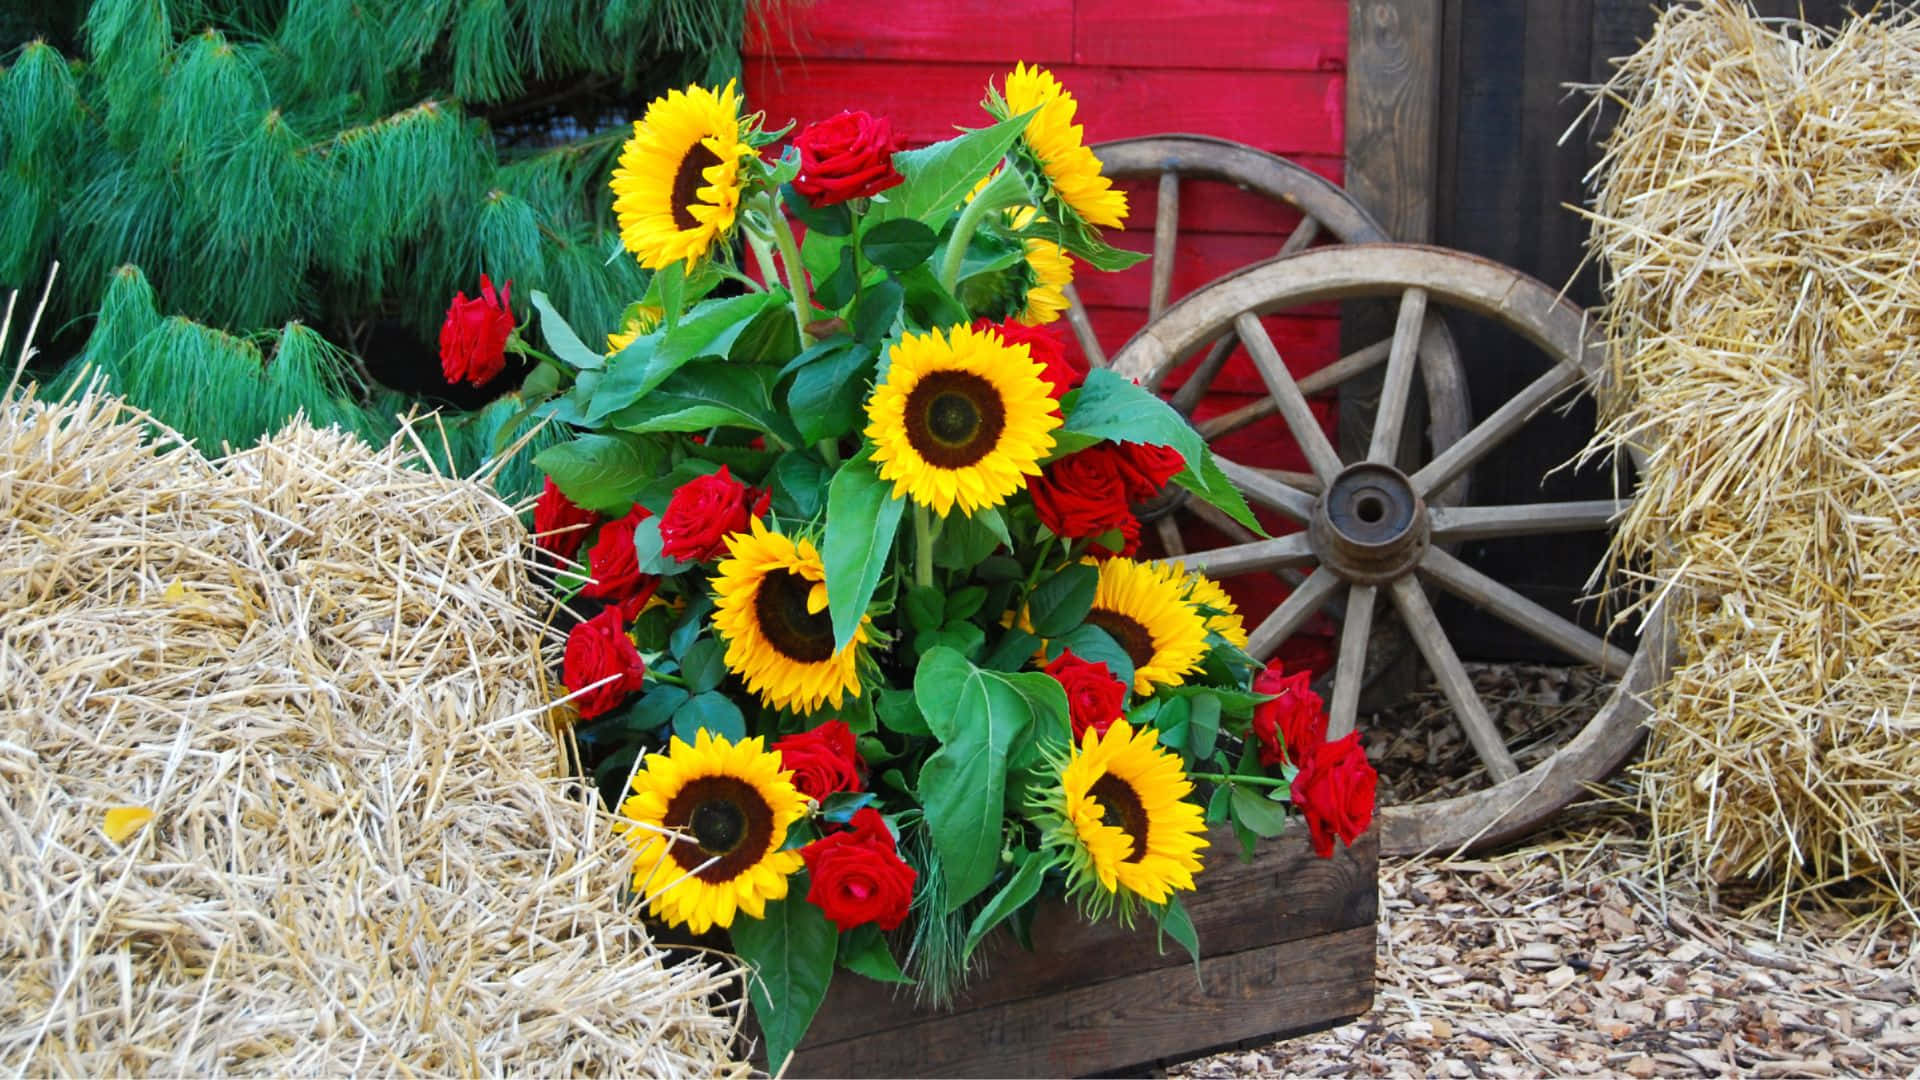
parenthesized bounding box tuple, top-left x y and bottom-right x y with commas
(1309, 462, 1428, 585)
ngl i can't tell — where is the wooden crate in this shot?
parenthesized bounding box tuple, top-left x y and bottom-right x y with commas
(764, 824, 1377, 1077)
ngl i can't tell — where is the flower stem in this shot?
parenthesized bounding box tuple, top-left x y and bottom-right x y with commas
(1189, 771, 1291, 790)
(766, 201, 816, 347)
(915, 504, 935, 587)
(938, 183, 999, 293)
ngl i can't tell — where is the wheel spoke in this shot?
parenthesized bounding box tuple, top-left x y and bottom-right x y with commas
(1165, 332, 1237, 411)
(1410, 361, 1584, 497)
(1427, 499, 1628, 542)
(1235, 312, 1344, 482)
(1366, 287, 1430, 463)
(1214, 455, 1315, 523)
(1063, 282, 1107, 369)
(1388, 576, 1521, 783)
(1149, 171, 1180, 319)
(1418, 547, 1633, 676)
(1254, 466, 1322, 493)
(1327, 583, 1376, 740)
(1194, 338, 1392, 441)
(1278, 214, 1322, 256)
(1153, 515, 1187, 558)
(1247, 566, 1342, 659)
(1165, 531, 1314, 577)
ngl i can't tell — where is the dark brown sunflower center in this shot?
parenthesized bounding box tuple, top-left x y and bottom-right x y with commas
(903, 371, 1007, 469)
(663, 776, 776, 883)
(1088, 774, 1149, 863)
(1084, 609, 1156, 673)
(671, 142, 723, 232)
(753, 568, 835, 663)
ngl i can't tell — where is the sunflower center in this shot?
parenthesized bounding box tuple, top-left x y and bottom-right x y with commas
(903, 371, 1007, 469)
(671, 141, 723, 232)
(754, 568, 836, 663)
(664, 776, 777, 883)
(1085, 609, 1156, 673)
(1088, 774, 1150, 863)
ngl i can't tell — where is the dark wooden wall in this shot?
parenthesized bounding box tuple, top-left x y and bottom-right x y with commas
(1426, 0, 1853, 659)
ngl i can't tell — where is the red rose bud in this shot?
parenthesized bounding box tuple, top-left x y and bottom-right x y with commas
(1291, 732, 1377, 858)
(974, 318, 1083, 403)
(1250, 662, 1326, 768)
(1112, 441, 1186, 503)
(791, 110, 904, 207)
(439, 273, 515, 387)
(1030, 444, 1140, 558)
(562, 607, 647, 719)
(1043, 649, 1128, 741)
(533, 476, 602, 561)
(659, 466, 771, 564)
(801, 807, 916, 932)
(583, 504, 661, 617)
(773, 719, 864, 802)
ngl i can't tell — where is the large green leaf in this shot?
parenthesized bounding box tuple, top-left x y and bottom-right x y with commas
(876, 110, 1035, 231)
(531, 433, 659, 512)
(1060, 368, 1206, 467)
(530, 289, 603, 371)
(1026, 561, 1099, 638)
(587, 292, 778, 422)
(1174, 454, 1267, 537)
(962, 850, 1047, 962)
(861, 218, 939, 271)
(732, 893, 838, 1073)
(606, 362, 804, 446)
(839, 924, 913, 985)
(788, 343, 875, 444)
(822, 452, 906, 651)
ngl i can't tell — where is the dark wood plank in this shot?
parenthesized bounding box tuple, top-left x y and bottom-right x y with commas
(1343, 0, 1440, 242)
(1073, 0, 1349, 72)
(785, 923, 1377, 1078)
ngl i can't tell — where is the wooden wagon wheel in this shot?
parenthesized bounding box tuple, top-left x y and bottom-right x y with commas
(1110, 243, 1662, 856)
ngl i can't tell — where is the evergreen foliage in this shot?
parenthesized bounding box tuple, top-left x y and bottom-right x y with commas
(0, 0, 754, 494)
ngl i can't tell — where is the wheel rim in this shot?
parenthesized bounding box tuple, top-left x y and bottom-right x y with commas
(1110, 243, 1658, 857)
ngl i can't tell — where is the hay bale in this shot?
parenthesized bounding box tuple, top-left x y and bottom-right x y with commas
(1582, 1, 1920, 922)
(0, 387, 747, 1075)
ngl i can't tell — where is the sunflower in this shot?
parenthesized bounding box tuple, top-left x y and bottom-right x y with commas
(1036, 719, 1207, 917)
(606, 304, 664, 356)
(610, 81, 750, 270)
(712, 519, 869, 714)
(999, 63, 1127, 229)
(1085, 557, 1209, 694)
(866, 324, 1062, 517)
(1178, 566, 1249, 650)
(616, 729, 808, 934)
(1010, 207, 1073, 327)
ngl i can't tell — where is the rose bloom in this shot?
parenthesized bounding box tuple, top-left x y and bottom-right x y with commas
(773, 719, 864, 802)
(533, 476, 601, 561)
(975, 318, 1082, 404)
(791, 110, 904, 206)
(1291, 732, 1377, 857)
(1029, 444, 1139, 558)
(801, 808, 916, 932)
(1043, 649, 1127, 741)
(659, 466, 770, 564)
(439, 273, 515, 387)
(583, 504, 660, 617)
(1250, 662, 1326, 768)
(562, 607, 647, 719)
(1112, 441, 1186, 503)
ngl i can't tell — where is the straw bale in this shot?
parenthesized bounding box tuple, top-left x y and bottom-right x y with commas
(1582, 1, 1920, 922)
(0, 388, 747, 1075)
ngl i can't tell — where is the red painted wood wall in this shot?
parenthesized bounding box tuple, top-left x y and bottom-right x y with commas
(744, 1, 1348, 660)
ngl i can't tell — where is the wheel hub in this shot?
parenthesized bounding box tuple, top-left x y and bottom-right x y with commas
(1309, 462, 1428, 585)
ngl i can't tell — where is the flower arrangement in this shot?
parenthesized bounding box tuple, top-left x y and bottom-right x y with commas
(517, 65, 1379, 1066)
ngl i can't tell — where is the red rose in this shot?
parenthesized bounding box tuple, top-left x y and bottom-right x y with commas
(791, 110, 903, 207)
(562, 607, 647, 719)
(1043, 649, 1128, 741)
(1250, 662, 1326, 768)
(439, 273, 515, 387)
(773, 719, 864, 802)
(659, 466, 770, 564)
(801, 808, 916, 931)
(1030, 444, 1139, 558)
(1291, 732, 1377, 858)
(533, 476, 602, 560)
(1112, 441, 1186, 503)
(583, 504, 660, 617)
(975, 319, 1083, 404)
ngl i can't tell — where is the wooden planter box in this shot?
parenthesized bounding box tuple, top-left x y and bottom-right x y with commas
(764, 824, 1377, 1078)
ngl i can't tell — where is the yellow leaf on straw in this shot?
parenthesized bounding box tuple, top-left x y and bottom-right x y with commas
(103, 806, 155, 843)
(163, 577, 213, 611)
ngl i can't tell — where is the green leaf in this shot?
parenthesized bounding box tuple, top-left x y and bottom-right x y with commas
(1175, 454, 1268, 538)
(1160, 683, 1273, 719)
(861, 218, 940, 271)
(729, 301, 803, 368)
(813, 246, 860, 311)
(674, 690, 746, 743)
(876, 686, 931, 737)
(669, 594, 715, 659)
(655, 262, 686, 329)
(1026, 562, 1099, 638)
(1156, 895, 1203, 977)
(771, 452, 831, 520)
(904, 585, 946, 632)
(532, 433, 657, 513)
(636, 459, 722, 515)
(680, 637, 727, 694)
(915, 621, 986, 662)
(1231, 782, 1291, 838)
(1205, 781, 1233, 825)
(1060, 368, 1206, 470)
(587, 293, 777, 422)
(732, 892, 838, 1073)
(822, 453, 907, 651)
(1155, 696, 1192, 754)
(947, 586, 989, 623)
(782, 183, 854, 237)
(878, 110, 1035, 231)
(981, 628, 1041, 672)
(1047, 623, 1135, 694)
(531, 290, 605, 371)
(839, 924, 913, 985)
(931, 506, 1010, 570)
(898, 264, 973, 330)
(608, 362, 805, 446)
(852, 277, 904, 346)
(788, 343, 875, 444)
(962, 851, 1046, 962)
(817, 790, 879, 825)
(630, 514, 680, 575)
(1188, 693, 1222, 760)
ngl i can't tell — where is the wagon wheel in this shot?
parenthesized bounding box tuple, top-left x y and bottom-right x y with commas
(1110, 243, 1662, 856)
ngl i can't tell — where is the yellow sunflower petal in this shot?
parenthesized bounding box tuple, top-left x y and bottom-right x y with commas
(711, 519, 869, 714)
(1002, 63, 1128, 229)
(610, 82, 750, 270)
(103, 805, 154, 843)
(1083, 558, 1210, 694)
(1053, 719, 1209, 910)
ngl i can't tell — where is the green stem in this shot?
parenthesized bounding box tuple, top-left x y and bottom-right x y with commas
(938, 186, 999, 293)
(766, 202, 816, 347)
(1190, 771, 1291, 790)
(915, 504, 935, 588)
(746, 232, 781, 294)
